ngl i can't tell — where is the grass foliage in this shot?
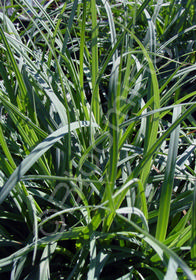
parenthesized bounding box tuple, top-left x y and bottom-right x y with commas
(0, 0, 196, 279)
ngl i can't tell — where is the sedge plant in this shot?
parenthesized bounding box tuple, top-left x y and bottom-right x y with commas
(0, 0, 196, 279)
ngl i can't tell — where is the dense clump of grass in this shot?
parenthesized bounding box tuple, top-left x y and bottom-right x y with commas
(0, 0, 196, 279)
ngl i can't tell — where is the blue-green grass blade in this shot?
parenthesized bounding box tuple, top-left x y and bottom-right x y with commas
(17, 0, 60, 50)
(10, 255, 27, 280)
(87, 236, 96, 280)
(116, 207, 149, 232)
(47, 2, 67, 67)
(60, 0, 78, 60)
(26, 194, 39, 265)
(117, 215, 196, 280)
(112, 178, 148, 221)
(0, 60, 15, 104)
(52, 52, 72, 176)
(158, 25, 196, 54)
(0, 25, 27, 103)
(164, 257, 178, 280)
(143, 8, 156, 57)
(120, 102, 195, 130)
(39, 243, 57, 280)
(57, 49, 88, 122)
(191, 182, 196, 260)
(121, 104, 196, 196)
(95, 0, 151, 97)
(0, 12, 22, 43)
(21, 0, 56, 31)
(101, 0, 117, 62)
(0, 226, 82, 268)
(160, 92, 196, 120)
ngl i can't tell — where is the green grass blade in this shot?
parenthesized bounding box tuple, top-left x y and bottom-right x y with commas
(0, 1, 195, 277)
(1, 31, 68, 127)
(0, 123, 16, 169)
(106, 57, 121, 210)
(114, 24, 160, 188)
(130, 36, 160, 189)
(0, 91, 48, 139)
(79, 0, 89, 117)
(0, 121, 98, 204)
(156, 106, 181, 241)
(91, 0, 100, 124)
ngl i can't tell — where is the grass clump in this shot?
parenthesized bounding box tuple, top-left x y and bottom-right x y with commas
(0, 0, 196, 279)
